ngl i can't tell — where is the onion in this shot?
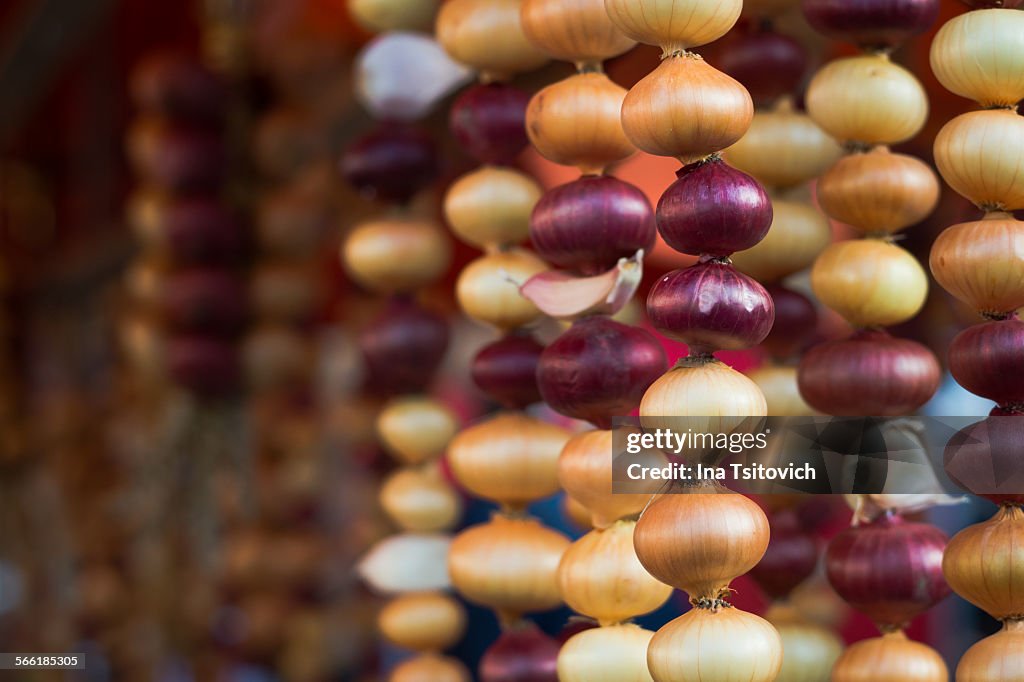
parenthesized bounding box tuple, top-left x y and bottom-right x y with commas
(798, 329, 940, 416)
(480, 621, 560, 682)
(558, 520, 672, 624)
(130, 194, 245, 265)
(962, 0, 1024, 6)
(935, 110, 1024, 211)
(380, 465, 462, 532)
(749, 364, 817, 417)
(620, 54, 753, 164)
(526, 72, 635, 174)
(436, 0, 549, 81)
(256, 187, 331, 258)
(831, 631, 947, 682)
(392, 653, 471, 682)
(340, 124, 438, 204)
(806, 54, 928, 146)
(634, 489, 770, 600)
(931, 9, 1024, 108)
(766, 605, 843, 682)
(161, 270, 247, 337)
(948, 320, 1024, 406)
(348, 0, 439, 32)
(811, 240, 928, 328)
(450, 83, 531, 165)
(444, 166, 542, 250)
(760, 285, 817, 360)
(520, 0, 636, 66)
(537, 316, 666, 429)
(944, 416, 1024, 505)
(750, 509, 818, 601)
(130, 50, 224, 124)
(640, 358, 768, 433)
(447, 413, 569, 508)
(801, 0, 939, 50)
(604, 0, 742, 51)
(167, 335, 240, 398)
(930, 214, 1024, 317)
(242, 325, 311, 392)
(456, 250, 547, 330)
(249, 264, 321, 323)
(378, 592, 467, 651)
(826, 513, 949, 630)
(358, 533, 452, 594)
(449, 516, 570, 617)
(647, 262, 775, 354)
(126, 117, 225, 192)
(717, 28, 807, 107)
(956, 622, 1024, 682)
(472, 333, 545, 408)
(359, 299, 448, 395)
(252, 108, 326, 179)
(656, 157, 772, 257)
(817, 148, 940, 235)
(343, 217, 451, 294)
(943, 506, 1024, 620)
(731, 200, 832, 283)
(647, 607, 782, 682)
(530, 175, 655, 276)
(558, 624, 655, 682)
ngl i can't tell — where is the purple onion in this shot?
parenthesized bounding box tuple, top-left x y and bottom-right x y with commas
(945, 415, 1024, 506)
(130, 50, 225, 125)
(359, 298, 448, 395)
(167, 335, 240, 398)
(647, 262, 775, 355)
(159, 198, 247, 265)
(162, 270, 248, 337)
(450, 83, 531, 166)
(530, 176, 656, 276)
(826, 513, 950, 629)
(537, 316, 667, 429)
(472, 333, 545, 409)
(801, 0, 940, 50)
(480, 622, 560, 682)
(128, 121, 226, 193)
(761, 285, 818, 360)
(949, 320, 1024, 408)
(963, 0, 1023, 6)
(750, 509, 819, 600)
(340, 124, 438, 204)
(656, 158, 772, 257)
(718, 28, 808, 106)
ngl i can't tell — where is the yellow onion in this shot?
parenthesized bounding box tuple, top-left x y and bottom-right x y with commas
(448, 515, 570, 617)
(342, 218, 451, 294)
(558, 623, 656, 682)
(956, 622, 1024, 682)
(557, 520, 672, 624)
(447, 412, 570, 508)
(348, 0, 439, 32)
(647, 607, 782, 682)
(444, 166, 542, 250)
(930, 213, 1024, 317)
(767, 604, 843, 682)
(378, 592, 467, 651)
(730, 200, 832, 283)
(526, 72, 635, 174)
(748, 364, 817, 417)
(380, 465, 462, 532)
(640, 359, 767, 434)
(391, 653, 471, 682)
(935, 110, 1024, 211)
(634, 490, 770, 599)
(811, 240, 928, 328)
(358, 533, 452, 594)
(604, 0, 742, 52)
(930, 9, 1024, 109)
(436, 0, 548, 81)
(943, 505, 1024, 621)
(456, 249, 547, 330)
(725, 104, 841, 191)
(520, 0, 636, 65)
(376, 396, 458, 465)
(621, 54, 753, 164)
(832, 631, 947, 682)
(806, 54, 928, 146)
(817, 148, 939, 235)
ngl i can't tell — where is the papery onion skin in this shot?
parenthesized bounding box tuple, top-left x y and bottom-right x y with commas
(944, 416, 1024, 505)
(604, 0, 742, 51)
(717, 29, 807, 106)
(656, 157, 772, 257)
(537, 316, 667, 429)
(450, 83, 531, 165)
(359, 299, 448, 395)
(801, 0, 939, 50)
(530, 175, 655, 276)
(798, 329, 940, 416)
(376, 396, 457, 460)
(479, 622, 560, 682)
(750, 509, 818, 601)
(934, 110, 1024, 211)
(343, 218, 451, 294)
(731, 200, 832, 283)
(456, 249, 547, 330)
(930, 9, 1024, 108)
(760, 285, 817, 360)
(436, 0, 549, 80)
(825, 513, 950, 630)
(340, 124, 438, 204)
(948, 320, 1024, 406)
(956, 622, 1024, 682)
(520, 0, 636, 65)
(557, 624, 655, 682)
(831, 631, 947, 682)
(943, 506, 1024, 620)
(378, 592, 467, 651)
(392, 653, 471, 682)
(472, 333, 545, 409)
(930, 215, 1024, 317)
(647, 262, 775, 355)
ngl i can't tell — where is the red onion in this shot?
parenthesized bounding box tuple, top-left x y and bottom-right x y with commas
(450, 83, 531, 166)
(944, 415, 1024, 506)
(962, 0, 1022, 7)
(530, 176, 655, 276)
(340, 124, 439, 204)
(154, 198, 247, 265)
(760, 284, 817, 360)
(992, 405, 1024, 416)
(656, 158, 772, 257)
(162, 270, 248, 337)
(479, 622, 560, 682)
(825, 513, 950, 630)
(949, 320, 1024, 408)
(167, 335, 240, 398)
(127, 120, 226, 193)
(472, 333, 545, 409)
(359, 298, 448, 395)
(750, 509, 819, 600)
(798, 330, 940, 416)
(647, 261, 775, 355)
(717, 27, 808, 107)
(537, 316, 667, 429)
(130, 50, 225, 125)
(801, 0, 939, 50)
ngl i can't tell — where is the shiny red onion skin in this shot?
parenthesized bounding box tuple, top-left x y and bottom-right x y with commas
(949, 320, 1024, 408)
(162, 270, 248, 337)
(537, 316, 667, 429)
(340, 124, 439, 205)
(761, 284, 817, 360)
(718, 28, 808, 106)
(131, 125, 226, 193)
(472, 333, 545, 409)
(750, 509, 819, 600)
(801, 0, 940, 50)
(944, 415, 1024, 506)
(798, 330, 940, 416)
(530, 176, 656, 276)
(168, 335, 240, 398)
(359, 298, 448, 395)
(480, 624, 560, 682)
(130, 50, 225, 125)
(826, 513, 950, 629)
(450, 83, 531, 166)
(647, 262, 775, 355)
(657, 158, 772, 257)
(160, 199, 248, 265)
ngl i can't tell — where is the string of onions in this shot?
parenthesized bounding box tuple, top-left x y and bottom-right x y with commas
(930, 2, 1024, 679)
